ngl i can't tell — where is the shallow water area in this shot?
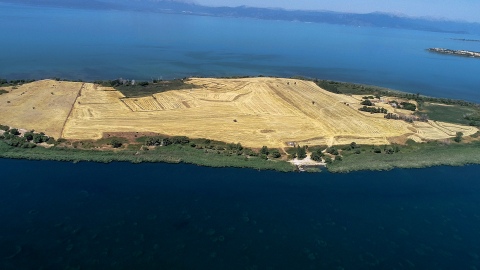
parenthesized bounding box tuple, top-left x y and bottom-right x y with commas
(1, 159, 480, 269)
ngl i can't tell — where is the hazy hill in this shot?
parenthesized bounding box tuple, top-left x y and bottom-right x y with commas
(3, 0, 480, 34)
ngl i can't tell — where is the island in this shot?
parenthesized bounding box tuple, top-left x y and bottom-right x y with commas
(0, 76, 479, 173)
(427, 48, 480, 58)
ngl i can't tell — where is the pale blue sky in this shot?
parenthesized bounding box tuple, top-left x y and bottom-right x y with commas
(193, 0, 480, 23)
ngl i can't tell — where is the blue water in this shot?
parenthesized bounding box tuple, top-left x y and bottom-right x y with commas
(0, 3, 479, 102)
(1, 159, 480, 269)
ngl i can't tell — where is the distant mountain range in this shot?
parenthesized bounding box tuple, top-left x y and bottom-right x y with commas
(3, 0, 480, 35)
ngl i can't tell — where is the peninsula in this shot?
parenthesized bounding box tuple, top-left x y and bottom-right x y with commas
(427, 48, 480, 58)
(0, 77, 479, 172)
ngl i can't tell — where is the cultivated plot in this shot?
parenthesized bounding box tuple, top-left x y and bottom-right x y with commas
(2, 78, 477, 148)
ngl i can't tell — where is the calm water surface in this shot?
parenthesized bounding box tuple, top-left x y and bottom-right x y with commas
(1, 159, 480, 269)
(0, 3, 479, 102)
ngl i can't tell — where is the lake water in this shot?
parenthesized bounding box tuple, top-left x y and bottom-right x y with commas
(1, 159, 480, 269)
(1, 3, 480, 269)
(0, 3, 479, 102)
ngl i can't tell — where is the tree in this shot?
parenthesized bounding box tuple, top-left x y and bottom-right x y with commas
(109, 139, 122, 148)
(454, 132, 463, 143)
(172, 136, 189, 145)
(146, 137, 160, 146)
(162, 138, 172, 146)
(326, 147, 339, 155)
(24, 132, 34, 141)
(269, 149, 281, 158)
(260, 146, 269, 155)
(296, 145, 307, 159)
(350, 142, 357, 149)
(361, 99, 373, 106)
(33, 134, 45, 143)
(9, 129, 19, 135)
(311, 150, 323, 161)
(236, 143, 243, 151)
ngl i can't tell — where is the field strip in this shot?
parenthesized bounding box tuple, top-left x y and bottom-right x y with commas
(60, 83, 85, 138)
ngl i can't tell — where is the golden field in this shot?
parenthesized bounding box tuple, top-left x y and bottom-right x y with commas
(0, 78, 477, 148)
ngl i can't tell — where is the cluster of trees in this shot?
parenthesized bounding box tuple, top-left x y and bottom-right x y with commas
(363, 96, 375, 99)
(142, 136, 283, 159)
(23, 131, 50, 144)
(108, 139, 123, 148)
(326, 146, 339, 156)
(259, 146, 281, 159)
(310, 147, 324, 161)
(465, 114, 480, 127)
(384, 113, 428, 123)
(361, 99, 374, 106)
(454, 132, 463, 143)
(145, 136, 190, 147)
(341, 142, 359, 152)
(0, 79, 36, 85)
(359, 106, 388, 114)
(94, 79, 135, 87)
(295, 146, 307, 159)
(314, 80, 341, 94)
(400, 102, 417, 111)
(294, 76, 479, 109)
(0, 128, 54, 148)
(372, 144, 400, 154)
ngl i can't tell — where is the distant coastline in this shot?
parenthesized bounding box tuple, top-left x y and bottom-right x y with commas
(427, 48, 480, 58)
(450, 38, 480, 42)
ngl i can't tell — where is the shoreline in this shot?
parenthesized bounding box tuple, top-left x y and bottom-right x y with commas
(1, 77, 479, 173)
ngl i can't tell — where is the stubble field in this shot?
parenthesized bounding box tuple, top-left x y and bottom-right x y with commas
(1, 78, 477, 148)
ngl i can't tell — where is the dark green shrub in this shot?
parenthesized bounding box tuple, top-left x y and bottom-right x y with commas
(24, 132, 34, 141)
(162, 138, 172, 146)
(311, 150, 324, 161)
(172, 136, 189, 145)
(454, 132, 463, 143)
(269, 149, 281, 158)
(109, 139, 122, 148)
(33, 134, 45, 143)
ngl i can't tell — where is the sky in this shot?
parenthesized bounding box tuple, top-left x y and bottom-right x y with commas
(193, 0, 480, 23)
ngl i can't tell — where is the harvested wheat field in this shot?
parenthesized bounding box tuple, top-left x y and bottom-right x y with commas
(0, 80, 84, 139)
(1, 78, 477, 148)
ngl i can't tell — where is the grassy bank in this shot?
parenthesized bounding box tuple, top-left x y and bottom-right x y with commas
(327, 140, 480, 173)
(0, 141, 296, 172)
